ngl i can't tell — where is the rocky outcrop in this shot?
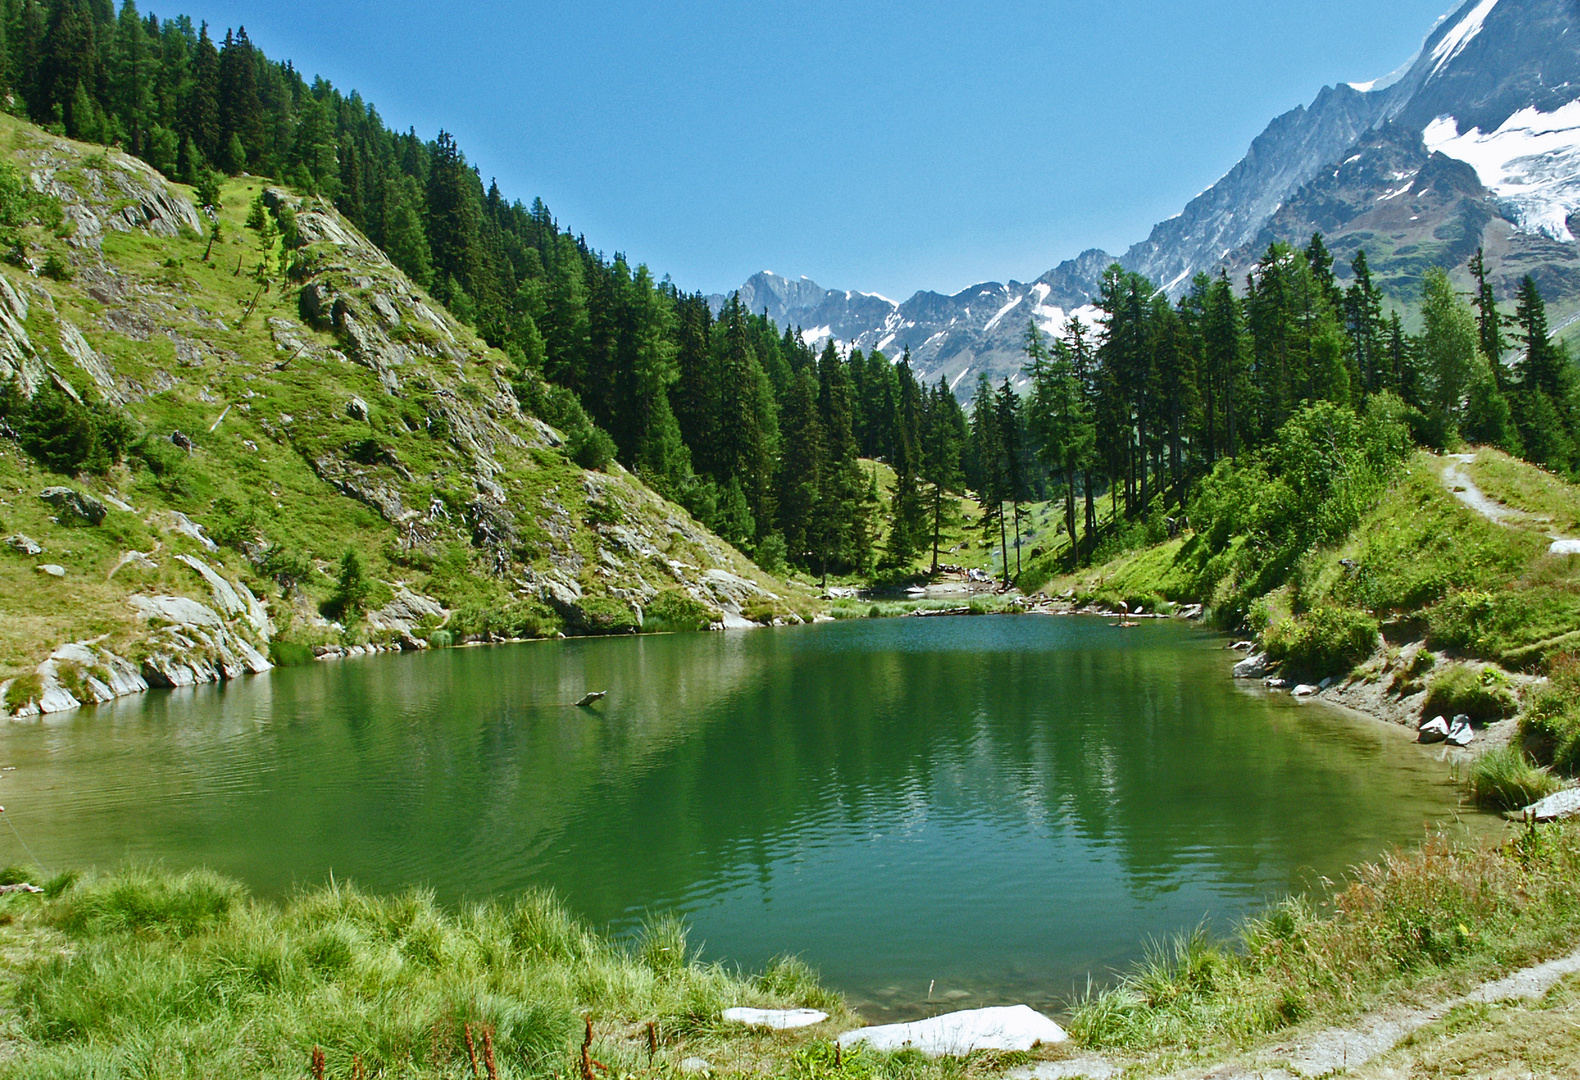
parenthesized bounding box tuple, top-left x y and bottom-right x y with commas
(128, 594, 271, 688)
(39, 486, 107, 526)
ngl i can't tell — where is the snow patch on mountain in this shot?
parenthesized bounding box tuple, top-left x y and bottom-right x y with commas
(1424, 100, 1580, 240)
(1429, 0, 1500, 78)
(981, 294, 1024, 334)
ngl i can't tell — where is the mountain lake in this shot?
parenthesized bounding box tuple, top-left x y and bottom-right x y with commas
(0, 615, 1494, 1019)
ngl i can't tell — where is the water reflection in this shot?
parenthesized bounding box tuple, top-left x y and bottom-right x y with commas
(0, 617, 1484, 1018)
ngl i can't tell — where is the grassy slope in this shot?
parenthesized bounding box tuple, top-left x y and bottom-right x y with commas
(1024, 450, 1580, 669)
(0, 115, 813, 683)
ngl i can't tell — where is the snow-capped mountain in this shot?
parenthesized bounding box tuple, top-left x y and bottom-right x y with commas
(724, 0, 1580, 394)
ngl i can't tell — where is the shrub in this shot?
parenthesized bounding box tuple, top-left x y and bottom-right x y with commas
(1423, 665, 1520, 723)
(4, 672, 42, 712)
(449, 601, 551, 641)
(567, 425, 616, 471)
(266, 640, 314, 667)
(1466, 746, 1561, 811)
(1521, 653, 1580, 773)
(322, 550, 373, 622)
(40, 252, 72, 281)
(642, 590, 715, 634)
(1263, 606, 1379, 679)
(753, 532, 788, 575)
(0, 377, 135, 475)
(574, 597, 639, 635)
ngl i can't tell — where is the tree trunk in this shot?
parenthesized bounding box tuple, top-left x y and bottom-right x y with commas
(998, 502, 1010, 587)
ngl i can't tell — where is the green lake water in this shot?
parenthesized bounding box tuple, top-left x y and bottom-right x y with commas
(0, 616, 1488, 1019)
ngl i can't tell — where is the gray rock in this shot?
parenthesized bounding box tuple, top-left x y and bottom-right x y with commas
(39, 486, 106, 526)
(1520, 788, 1580, 822)
(37, 564, 66, 578)
(346, 395, 369, 422)
(175, 554, 273, 637)
(108, 549, 158, 579)
(1233, 652, 1269, 679)
(4, 534, 42, 555)
(129, 594, 225, 628)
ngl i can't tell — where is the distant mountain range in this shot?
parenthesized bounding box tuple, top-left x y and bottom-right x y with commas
(712, 0, 1580, 394)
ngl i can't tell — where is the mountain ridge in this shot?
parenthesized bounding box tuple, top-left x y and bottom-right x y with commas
(724, 0, 1580, 394)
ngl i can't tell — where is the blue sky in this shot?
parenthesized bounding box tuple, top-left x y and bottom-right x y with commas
(172, 0, 1457, 299)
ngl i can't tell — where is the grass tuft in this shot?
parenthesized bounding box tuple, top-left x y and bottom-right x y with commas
(1466, 747, 1562, 812)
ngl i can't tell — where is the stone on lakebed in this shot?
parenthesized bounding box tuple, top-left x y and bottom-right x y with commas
(837, 1005, 1068, 1056)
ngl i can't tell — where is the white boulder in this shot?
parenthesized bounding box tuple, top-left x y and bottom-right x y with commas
(837, 1005, 1068, 1056)
(1233, 653, 1269, 679)
(1292, 684, 1320, 697)
(722, 1007, 828, 1030)
(1418, 716, 1450, 744)
(1521, 788, 1580, 822)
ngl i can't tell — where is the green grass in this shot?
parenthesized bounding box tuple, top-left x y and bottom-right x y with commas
(1521, 653, 1580, 774)
(1465, 747, 1562, 812)
(1069, 819, 1580, 1053)
(1422, 664, 1520, 723)
(1469, 448, 1580, 535)
(0, 867, 848, 1079)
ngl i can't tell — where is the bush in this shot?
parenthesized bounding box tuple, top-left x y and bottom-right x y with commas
(1521, 653, 1580, 773)
(266, 640, 314, 667)
(1422, 665, 1519, 723)
(754, 532, 788, 575)
(0, 377, 135, 475)
(574, 597, 639, 635)
(4, 672, 42, 712)
(448, 601, 551, 641)
(642, 590, 715, 633)
(567, 424, 616, 470)
(321, 550, 373, 622)
(1466, 746, 1561, 811)
(1263, 606, 1380, 679)
(40, 251, 72, 281)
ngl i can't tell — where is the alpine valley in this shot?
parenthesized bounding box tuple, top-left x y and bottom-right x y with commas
(719, 0, 1580, 393)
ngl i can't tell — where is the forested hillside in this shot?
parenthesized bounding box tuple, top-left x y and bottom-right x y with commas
(5, 0, 1580, 602)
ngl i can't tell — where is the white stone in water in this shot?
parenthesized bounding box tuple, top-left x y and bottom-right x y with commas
(722, 1007, 828, 1030)
(1292, 684, 1320, 697)
(837, 1005, 1068, 1056)
(1418, 716, 1450, 744)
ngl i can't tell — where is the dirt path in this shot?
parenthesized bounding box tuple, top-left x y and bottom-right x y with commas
(1439, 453, 1580, 555)
(1008, 944, 1580, 1079)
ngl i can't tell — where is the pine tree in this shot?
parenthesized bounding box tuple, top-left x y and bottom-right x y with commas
(920, 376, 965, 573)
(1469, 248, 1507, 389)
(181, 21, 218, 161)
(776, 366, 823, 569)
(1026, 319, 1093, 565)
